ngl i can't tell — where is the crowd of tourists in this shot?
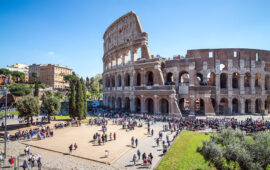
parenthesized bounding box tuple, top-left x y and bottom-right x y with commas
(13, 125, 54, 140)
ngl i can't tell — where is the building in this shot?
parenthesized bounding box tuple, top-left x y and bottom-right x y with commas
(28, 64, 41, 83)
(39, 64, 72, 89)
(6, 63, 29, 82)
(102, 11, 270, 116)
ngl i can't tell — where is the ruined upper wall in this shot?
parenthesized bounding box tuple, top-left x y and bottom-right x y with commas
(103, 11, 146, 54)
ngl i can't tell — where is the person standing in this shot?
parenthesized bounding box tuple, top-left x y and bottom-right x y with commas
(151, 129, 154, 136)
(131, 137, 134, 147)
(74, 143, 78, 150)
(137, 150, 141, 160)
(114, 132, 116, 140)
(23, 160, 28, 170)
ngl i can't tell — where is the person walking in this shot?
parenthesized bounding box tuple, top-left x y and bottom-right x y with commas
(135, 138, 138, 147)
(151, 129, 154, 136)
(69, 144, 73, 154)
(137, 150, 141, 160)
(156, 138, 159, 146)
(114, 132, 116, 140)
(74, 143, 78, 150)
(23, 160, 28, 170)
(131, 137, 134, 147)
(132, 154, 137, 165)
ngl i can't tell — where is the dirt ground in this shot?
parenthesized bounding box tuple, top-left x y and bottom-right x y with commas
(22, 121, 153, 164)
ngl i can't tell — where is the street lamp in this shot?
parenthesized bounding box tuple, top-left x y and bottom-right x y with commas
(3, 87, 9, 159)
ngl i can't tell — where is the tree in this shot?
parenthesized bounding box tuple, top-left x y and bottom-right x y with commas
(80, 78, 87, 118)
(43, 96, 61, 123)
(9, 83, 31, 96)
(16, 96, 40, 126)
(75, 79, 84, 119)
(69, 82, 76, 118)
(54, 91, 64, 101)
(11, 71, 25, 83)
(0, 68, 11, 76)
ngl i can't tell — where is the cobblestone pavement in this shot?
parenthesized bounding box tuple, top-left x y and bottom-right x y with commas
(112, 122, 176, 170)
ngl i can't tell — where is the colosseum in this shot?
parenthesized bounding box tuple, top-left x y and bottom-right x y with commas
(102, 11, 270, 116)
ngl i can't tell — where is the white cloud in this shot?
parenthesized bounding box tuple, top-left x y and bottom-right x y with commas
(48, 51, 55, 55)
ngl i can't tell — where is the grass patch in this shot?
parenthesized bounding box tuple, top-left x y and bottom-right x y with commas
(157, 131, 214, 170)
(54, 115, 94, 122)
(0, 110, 19, 116)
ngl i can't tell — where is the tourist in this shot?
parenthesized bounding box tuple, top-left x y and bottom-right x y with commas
(110, 132, 112, 141)
(156, 138, 159, 146)
(151, 129, 154, 136)
(132, 154, 137, 165)
(114, 132, 116, 140)
(142, 153, 147, 166)
(74, 143, 78, 150)
(69, 144, 73, 153)
(23, 160, 28, 170)
(131, 137, 134, 147)
(137, 150, 141, 160)
(135, 138, 138, 147)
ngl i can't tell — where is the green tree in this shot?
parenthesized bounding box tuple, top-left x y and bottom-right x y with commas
(75, 79, 84, 119)
(80, 78, 87, 118)
(54, 91, 64, 101)
(0, 68, 11, 76)
(9, 83, 31, 96)
(43, 96, 61, 123)
(16, 96, 40, 126)
(69, 82, 77, 118)
(11, 71, 25, 83)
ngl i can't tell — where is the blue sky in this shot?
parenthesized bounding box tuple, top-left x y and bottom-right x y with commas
(0, 0, 269, 78)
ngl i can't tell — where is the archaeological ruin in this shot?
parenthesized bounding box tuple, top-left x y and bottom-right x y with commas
(102, 11, 270, 116)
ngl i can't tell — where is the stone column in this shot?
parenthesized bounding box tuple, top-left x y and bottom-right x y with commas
(130, 96, 135, 112)
(141, 95, 146, 113)
(154, 95, 159, 114)
(116, 52, 119, 67)
(121, 97, 125, 110)
(141, 69, 145, 86)
(122, 49, 126, 66)
(261, 72, 265, 94)
(228, 74, 232, 91)
(189, 96, 195, 115)
(121, 72, 125, 89)
(110, 55, 113, 69)
(228, 98, 232, 115)
(251, 99, 255, 114)
(240, 74, 245, 94)
(251, 73, 255, 94)
(130, 70, 135, 88)
(240, 98, 245, 114)
(130, 46, 135, 64)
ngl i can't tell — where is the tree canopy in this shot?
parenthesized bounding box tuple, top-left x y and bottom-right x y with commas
(9, 83, 31, 96)
(43, 96, 61, 123)
(16, 96, 40, 125)
(85, 74, 103, 100)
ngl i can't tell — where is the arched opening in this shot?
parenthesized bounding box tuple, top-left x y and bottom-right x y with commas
(211, 98, 216, 111)
(219, 98, 229, 115)
(244, 72, 251, 88)
(179, 98, 190, 114)
(166, 72, 174, 85)
(245, 99, 251, 114)
(160, 98, 169, 114)
(220, 73, 227, 89)
(145, 98, 154, 114)
(232, 98, 239, 114)
(106, 77, 110, 88)
(265, 75, 270, 90)
(111, 97, 115, 109)
(232, 72, 240, 89)
(111, 76, 115, 87)
(195, 98, 205, 115)
(117, 97, 122, 110)
(118, 75, 121, 87)
(146, 71, 154, 86)
(135, 98, 141, 113)
(137, 47, 141, 59)
(265, 99, 270, 114)
(196, 73, 204, 85)
(207, 72, 216, 86)
(255, 99, 262, 114)
(179, 71, 190, 84)
(136, 73, 141, 86)
(255, 72, 261, 88)
(124, 97, 130, 111)
(124, 73, 130, 86)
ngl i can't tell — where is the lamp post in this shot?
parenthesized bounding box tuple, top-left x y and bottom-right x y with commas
(3, 87, 9, 159)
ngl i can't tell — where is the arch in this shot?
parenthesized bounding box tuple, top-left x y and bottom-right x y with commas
(265, 99, 270, 114)
(124, 97, 130, 111)
(111, 76, 115, 87)
(255, 72, 261, 88)
(136, 73, 141, 86)
(145, 98, 154, 114)
(160, 98, 169, 114)
(219, 98, 229, 115)
(232, 72, 240, 89)
(195, 98, 205, 115)
(244, 72, 251, 87)
(245, 99, 251, 114)
(146, 71, 154, 86)
(166, 72, 174, 85)
(136, 47, 142, 59)
(265, 74, 270, 90)
(232, 98, 239, 114)
(124, 73, 130, 86)
(207, 72, 216, 86)
(117, 74, 121, 87)
(179, 98, 190, 114)
(179, 71, 189, 84)
(255, 99, 262, 113)
(111, 97, 115, 109)
(220, 73, 227, 89)
(196, 73, 204, 85)
(117, 97, 122, 110)
(135, 97, 141, 113)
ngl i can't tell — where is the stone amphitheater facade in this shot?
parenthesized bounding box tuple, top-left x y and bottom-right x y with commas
(102, 11, 270, 116)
